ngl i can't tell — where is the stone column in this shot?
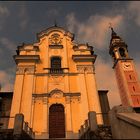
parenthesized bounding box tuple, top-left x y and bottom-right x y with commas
(8, 67, 25, 128)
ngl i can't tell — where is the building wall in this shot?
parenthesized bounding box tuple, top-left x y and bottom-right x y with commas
(9, 26, 103, 139)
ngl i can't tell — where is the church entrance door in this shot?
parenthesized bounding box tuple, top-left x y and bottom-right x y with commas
(49, 104, 65, 138)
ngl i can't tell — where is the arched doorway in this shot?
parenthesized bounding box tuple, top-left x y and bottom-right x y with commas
(49, 104, 65, 138)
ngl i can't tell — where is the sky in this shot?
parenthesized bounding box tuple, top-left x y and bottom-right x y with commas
(0, 1, 140, 108)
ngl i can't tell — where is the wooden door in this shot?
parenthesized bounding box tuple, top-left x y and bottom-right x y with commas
(49, 104, 65, 138)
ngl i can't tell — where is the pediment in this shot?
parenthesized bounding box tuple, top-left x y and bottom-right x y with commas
(37, 26, 74, 41)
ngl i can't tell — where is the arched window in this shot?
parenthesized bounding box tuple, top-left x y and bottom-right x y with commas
(51, 57, 61, 69)
(119, 48, 126, 57)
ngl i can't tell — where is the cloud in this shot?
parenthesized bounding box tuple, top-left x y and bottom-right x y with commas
(0, 37, 16, 53)
(47, 9, 59, 18)
(0, 5, 9, 17)
(127, 1, 140, 26)
(18, 5, 29, 30)
(0, 70, 14, 92)
(95, 57, 121, 108)
(0, 5, 10, 30)
(66, 12, 124, 108)
(66, 13, 123, 49)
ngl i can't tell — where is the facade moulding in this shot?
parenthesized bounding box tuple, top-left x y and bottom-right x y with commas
(32, 92, 81, 98)
(37, 26, 74, 41)
(35, 72, 78, 76)
(76, 65, 95, 74)
(13, 55, 40, 64)
(72, 55, 97, 62)
(16, 65, 35, 75)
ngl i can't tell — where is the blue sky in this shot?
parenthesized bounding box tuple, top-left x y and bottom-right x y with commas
(0, 1, 140, 108)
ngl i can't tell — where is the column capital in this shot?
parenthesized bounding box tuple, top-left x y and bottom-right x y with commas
(76, 65, 95, 74)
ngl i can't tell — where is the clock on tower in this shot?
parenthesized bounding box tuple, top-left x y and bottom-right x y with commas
(109, 27, 140, 111)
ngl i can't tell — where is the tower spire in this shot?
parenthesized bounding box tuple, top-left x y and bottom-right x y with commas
(54, 20, 57, 27)
(109, 23, 117, 37)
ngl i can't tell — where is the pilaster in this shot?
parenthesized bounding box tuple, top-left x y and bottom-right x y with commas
(8, 67, 25, 128)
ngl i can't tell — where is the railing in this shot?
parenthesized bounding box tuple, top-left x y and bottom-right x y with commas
(0, 114, 35, 139)
(23, 121, 35, 139)
(50, 68, 63, 74)
(44, 68, 69, 74)
(79, 112, 112, 139)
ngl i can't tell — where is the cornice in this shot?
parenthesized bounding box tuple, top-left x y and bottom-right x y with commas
(13, 55, 40, 64)
(72, 54, 97, 62)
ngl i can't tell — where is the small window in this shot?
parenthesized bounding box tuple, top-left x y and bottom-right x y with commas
(129, 75, 132, 80)
(51, 57, 61, 69)
(133, 86, 135, 92)
(137, 98, 139, 104)
(119, 48, 126, 57)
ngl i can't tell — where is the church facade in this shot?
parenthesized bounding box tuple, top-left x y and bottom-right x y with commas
(8, 26, 104, 139)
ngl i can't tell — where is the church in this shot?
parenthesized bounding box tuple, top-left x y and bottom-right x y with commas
(0, 25, 140, 139)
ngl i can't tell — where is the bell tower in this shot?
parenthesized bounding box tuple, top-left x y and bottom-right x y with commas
(109, 27, 140, 109)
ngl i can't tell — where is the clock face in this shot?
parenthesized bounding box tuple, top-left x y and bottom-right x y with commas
(122, 62, 133, 71)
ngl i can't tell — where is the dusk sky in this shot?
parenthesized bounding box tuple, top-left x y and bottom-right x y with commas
(0, 1, 140, 108)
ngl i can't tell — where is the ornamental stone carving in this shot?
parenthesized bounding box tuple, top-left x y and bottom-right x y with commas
(49, 89, 63, 98)
(43, 97, 48, 104)
(65, 96, 71, 104)
(49, 33, 62, 45)
(71, 96, 81, 103)
(16, 66, 35, 74)
(77, 65, 95, 74)
(25, 67, 35, 74)
(16, 67, 25, 74)
(49, 75, 64, 83)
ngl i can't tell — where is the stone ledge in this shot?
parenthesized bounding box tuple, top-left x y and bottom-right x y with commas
(117, 113, 140, 128)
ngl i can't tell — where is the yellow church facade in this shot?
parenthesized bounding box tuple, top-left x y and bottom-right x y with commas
(8, 26, 103, 139)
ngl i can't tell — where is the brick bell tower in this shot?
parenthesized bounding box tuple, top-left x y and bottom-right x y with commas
(109, 27, 140, 111)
